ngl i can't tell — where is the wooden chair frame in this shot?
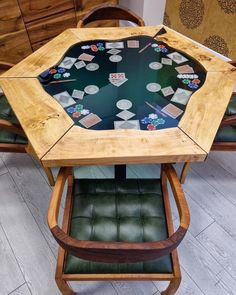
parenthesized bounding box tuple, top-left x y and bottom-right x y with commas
(180, 60, 236, 183)
(77, 4, 145, 28)
(0, 62, 55, 186)
(48, 164, 190, 295)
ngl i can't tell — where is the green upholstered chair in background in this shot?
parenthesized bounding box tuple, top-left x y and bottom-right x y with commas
(48, 164, 190, 295)
(77, 4, 145, 28)
(0, 62, 55, 186)
(180, 60, 236, 184)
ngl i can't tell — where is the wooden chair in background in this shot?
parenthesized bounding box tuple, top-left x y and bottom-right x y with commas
(77, 4, 145, 28)
(48, 164, 190, 295)
(180, 60, 236, 184)
(0, 62, 55, 186)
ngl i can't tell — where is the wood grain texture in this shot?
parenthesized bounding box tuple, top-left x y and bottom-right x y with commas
(197, 222, 236, 281)
(0, 224, 24, 294)
(42, 127, 206, 167)
(10, 284, 31, 295)
(0, 173, 61, 295)
(0, 0, 25, 35)
(0, 78, 73, 159)
(179, 71, 235, 153)
(17, 0, 75, 23)
(26, 9, 77, 44)
(0, 30, 32, 65)
(1, 29, 79, 78)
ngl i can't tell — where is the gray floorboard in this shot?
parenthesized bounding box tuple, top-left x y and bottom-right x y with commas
(0, 151, 236, 294)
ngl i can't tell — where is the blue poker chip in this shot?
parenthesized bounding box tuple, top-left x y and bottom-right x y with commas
(40, 69, 50, 78)
(188, 83, 198, 89)
(161, 48, 168, 53)
(67, 107, 76, 113)
(57, 67, 66, 74)
(141, 117, 152, 124)
(97, 42, 103, 47)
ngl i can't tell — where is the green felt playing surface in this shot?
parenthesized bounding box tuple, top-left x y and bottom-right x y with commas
(38, 32, 206, 131)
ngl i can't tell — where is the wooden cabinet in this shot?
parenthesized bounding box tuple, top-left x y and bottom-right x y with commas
(0, 0, 118, 64)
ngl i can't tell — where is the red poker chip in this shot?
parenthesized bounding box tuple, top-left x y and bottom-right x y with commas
(147, 124, 156, 131)
(72, 112, 81, 118)
(49, 68, 57, 74)
(192, 79, 200, 84)
(159, 44, 165, 49)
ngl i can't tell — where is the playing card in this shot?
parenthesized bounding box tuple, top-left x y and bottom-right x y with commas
(72, 89, 84, 100)
(127, 40, 139, 48)
(171, 88, 192, 105)
(79, 113, 102, 128)
(58, 57, 77, 69)
(105, 42, 124, 49)
(78, 53, 95, 62)
(116, 110, 135, 120)
(109, 73, 126, 80)
(110, 78, 128, 87)
(74, 60, 86, 69)
(161, 86, 175, 97)
(114, 120, 140, 130)
(107, 49, 121, 55)
(161, 103, 183, 119)
(167, 52, 188, 64)
(175, 65, 194, 74)
(161, 58, 172, 65)
(53, 91, 76, 108)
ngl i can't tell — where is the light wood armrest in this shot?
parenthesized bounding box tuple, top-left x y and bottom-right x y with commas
(0, 119, 26, 136)
(48, 164, 189, 263)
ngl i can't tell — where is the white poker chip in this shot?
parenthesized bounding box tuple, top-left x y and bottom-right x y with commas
(149, 62, 163, 70)
(177, 74, 182, 79)
(63, 72, 71, 78)
(109, 55, 122, 63)
(116, 99, 132, 110)
(151, 43, 158, 48)
(149, 113, 158, 119)
(146, 83, 161, 92)
(81, 45, 90, 49)
(86, 63, 99, 71)
(193, 74, 199, 79)
(84, 85, 99, 95)
(81, 109, 90, 115)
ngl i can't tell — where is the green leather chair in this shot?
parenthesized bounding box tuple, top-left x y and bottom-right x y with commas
(48, 164, 190, 295)
(180, 61, 236, 184)
(0, 62, 55, 185)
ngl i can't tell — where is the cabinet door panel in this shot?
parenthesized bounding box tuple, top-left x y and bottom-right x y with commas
(18, 0, 75, 23)
(0, 30, 32, 64)
(0, 0, 25, 35)
(26, 10, 76, 44)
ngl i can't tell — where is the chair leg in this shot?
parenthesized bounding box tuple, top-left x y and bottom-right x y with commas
(180, 162, 191, 184)
(56, 277, 75, 295)
(43, 167, 55, 186)
(161, 277, 181, 295)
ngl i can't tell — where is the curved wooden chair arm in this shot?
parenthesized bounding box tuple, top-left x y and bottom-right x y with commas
(0, 61, 15, 71)
(220, 114, 236, 127)
(48, 164, 189, 263)
(228, 60, 236, 67)
(77, 4, 145, 28)
(0, 119, 25, 136)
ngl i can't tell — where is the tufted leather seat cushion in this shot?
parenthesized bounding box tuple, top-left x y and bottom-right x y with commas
(64, 179, 173, 274)
(225, 94, 236, 116)
(214, 124, 236, 142)
(0, 95, 27, 144)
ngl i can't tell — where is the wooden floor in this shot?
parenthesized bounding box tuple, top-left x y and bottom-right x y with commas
(0, 151, 236, 295)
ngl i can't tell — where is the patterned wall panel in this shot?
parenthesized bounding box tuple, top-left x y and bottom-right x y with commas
(164, 0, 236, 59)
